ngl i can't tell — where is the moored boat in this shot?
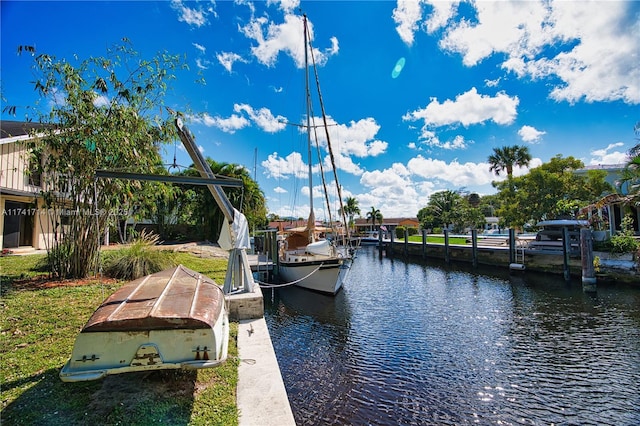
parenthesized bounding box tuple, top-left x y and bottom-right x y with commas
(279, 234, 351, 294)
(60, 265, 229, 382)
(277, 14, 353, 295)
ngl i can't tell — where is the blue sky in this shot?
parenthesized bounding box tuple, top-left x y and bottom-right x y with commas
(2, 1, 639, 220)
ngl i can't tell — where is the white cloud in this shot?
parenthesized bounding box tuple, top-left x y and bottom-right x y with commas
(393, 0, 460, 45)
(518, 125, 546, 143)
(268, 0, 300, 14)
(321, 152, 363, 176)
(407, 155, 495, 187)
(192, 43, 206, 54)
(392, 0, 424, 46)
(403, 87, 519, 144)
(170, 0, 208, 27)
(261, 151, 308, 179)
(440, 135, 469, 150)
(589, 142, 629, 165)
(195, 58, 210, 70)
(196, 104, 286, 133)
(239, 13, 339, 68)
(273, 186, 288, 194)
(357, 166, 430, 217)
(216, 52, 246, 73)
(484, 77, 501, 88)
(420, 0, 639, 104)
(198, 112, 250, 133)
(234, 104, 287, 133)
(311, 116, 388, 158)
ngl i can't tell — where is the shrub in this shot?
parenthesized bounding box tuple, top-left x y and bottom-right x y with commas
(104, 231, 176, 280)
(609, 215, 639, 255)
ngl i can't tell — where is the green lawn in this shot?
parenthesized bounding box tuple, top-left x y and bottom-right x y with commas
(407, 235, 469, 244)
(1, 253, 238, 426)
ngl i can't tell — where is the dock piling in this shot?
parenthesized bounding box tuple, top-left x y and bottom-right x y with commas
(580, 228, 597, 292)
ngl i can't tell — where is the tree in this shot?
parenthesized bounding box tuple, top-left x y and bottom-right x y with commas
(417, 190, 485, 233)
(21, 42, 184, 278)
(619, 122, 640, 205)
(340, 196, 361, 231)
(488, 145, 532, 178)
(493, 155, 612, 228)
(178, 159, 267, 241)
(366, 207, 383, 231)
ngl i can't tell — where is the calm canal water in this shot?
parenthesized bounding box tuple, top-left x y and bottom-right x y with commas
(263, 246, 640, 425)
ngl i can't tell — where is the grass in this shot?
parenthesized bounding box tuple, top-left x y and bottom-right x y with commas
(1, 252, 238, 426)
(407, 235, 469, 244)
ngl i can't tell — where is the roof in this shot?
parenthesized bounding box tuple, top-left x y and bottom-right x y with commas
(0, 120, 53, 144)
(353, 217, 419, 226)
(536, 220, 590, 228)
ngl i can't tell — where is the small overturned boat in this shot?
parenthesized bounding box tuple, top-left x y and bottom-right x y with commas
(60, 265, 229, 382)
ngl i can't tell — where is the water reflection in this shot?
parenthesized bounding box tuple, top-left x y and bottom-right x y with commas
(264, 247, 640, 425)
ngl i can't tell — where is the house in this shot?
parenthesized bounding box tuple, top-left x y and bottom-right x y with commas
(1, 120, 57, 251)
(575, 164, 639, 235)
(353, 217, 419, 236)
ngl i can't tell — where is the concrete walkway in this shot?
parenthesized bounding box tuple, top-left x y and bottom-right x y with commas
(237, 318, 296, 426)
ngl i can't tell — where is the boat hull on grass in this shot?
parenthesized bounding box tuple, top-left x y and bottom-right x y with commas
(60, 265, 229, 382)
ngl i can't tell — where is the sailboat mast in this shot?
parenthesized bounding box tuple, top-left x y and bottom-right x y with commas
(303, 14, 315, 237)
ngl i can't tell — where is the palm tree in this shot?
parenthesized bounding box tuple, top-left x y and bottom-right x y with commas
(340, 196, 361, 232)
(619, 138, 640, 205)
(488, 145, 532, 178)
(366, 206, 383, 231)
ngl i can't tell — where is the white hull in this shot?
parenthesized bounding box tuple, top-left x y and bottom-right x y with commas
(279, 254, 351, 295)
(60, 265, 229, 382)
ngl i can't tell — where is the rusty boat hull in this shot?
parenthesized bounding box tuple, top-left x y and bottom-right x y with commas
(60, 265, 229, 382)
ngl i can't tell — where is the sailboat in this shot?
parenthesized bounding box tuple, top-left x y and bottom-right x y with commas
(278, 14, 353, 295)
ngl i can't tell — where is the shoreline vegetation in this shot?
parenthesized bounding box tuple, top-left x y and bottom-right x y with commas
(1, 252, 238, 426)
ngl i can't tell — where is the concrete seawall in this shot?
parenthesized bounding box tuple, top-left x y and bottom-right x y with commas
(382, 241, 639, 284)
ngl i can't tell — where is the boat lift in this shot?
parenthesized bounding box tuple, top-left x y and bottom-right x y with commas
(173, 117, 255, 295)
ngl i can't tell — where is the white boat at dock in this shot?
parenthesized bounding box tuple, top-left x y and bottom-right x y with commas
(277, 14, 353, 295)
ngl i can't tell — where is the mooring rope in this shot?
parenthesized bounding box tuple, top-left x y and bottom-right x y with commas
(256, 262, 325, 288)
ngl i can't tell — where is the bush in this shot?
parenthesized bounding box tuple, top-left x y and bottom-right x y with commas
(104, 231, 176, 280)
(610, 234, 639, 254)
(609, 215, 639, 255)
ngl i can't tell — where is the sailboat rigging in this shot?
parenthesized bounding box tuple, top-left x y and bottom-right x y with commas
(277, 14, 353, 295)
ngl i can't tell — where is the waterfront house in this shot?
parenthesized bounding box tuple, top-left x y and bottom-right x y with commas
(0, 120, 57, 251)
(352, 217, 419, 236)
(575, 164, 639, 236)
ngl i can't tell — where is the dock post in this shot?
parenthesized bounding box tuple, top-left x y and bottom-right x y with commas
(562, 227, 571, 281)
(270, 230, 279, 278)
(508, 229, 516, 264)
(388, 231, 395, 258)
(580, 228, 597, 292)
(421, 229, 427, 260)
(378, 231, 383, 259)
(471, 229, 478, 267)
(403, 229, 408, 257)
(444, 229, 450, 264)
